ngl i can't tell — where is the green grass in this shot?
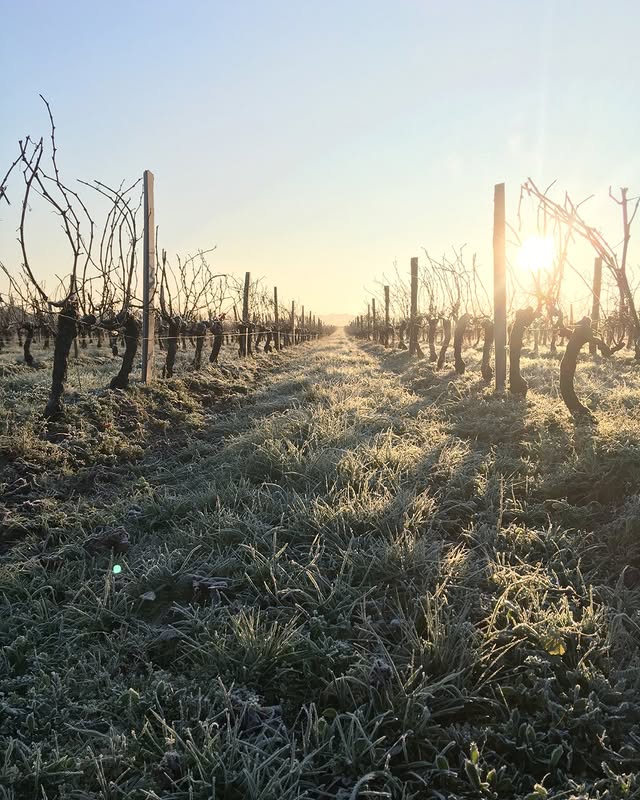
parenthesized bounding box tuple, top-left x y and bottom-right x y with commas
(2, 332, 640, 798)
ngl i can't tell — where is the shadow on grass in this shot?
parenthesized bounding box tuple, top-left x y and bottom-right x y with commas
(353, 334, 640, 526)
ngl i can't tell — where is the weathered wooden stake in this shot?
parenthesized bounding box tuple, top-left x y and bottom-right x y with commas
(372, 299, 377, 341)
(242, 271, 250, 357)
(291, 301, 296, 344)
(142, 170, 155, 383)
(384, 285, 390, 347)
(409, 257, 419, 356)
(589, 257, 602, 355)
(273, 287, 280, 350)
(493, 183, 507, 391)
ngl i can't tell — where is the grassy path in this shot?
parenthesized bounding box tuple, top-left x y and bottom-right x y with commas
(2, 331, 640, 798)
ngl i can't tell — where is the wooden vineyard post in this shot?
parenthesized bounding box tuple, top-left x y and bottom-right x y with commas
(367, 304, 371, 340)
(409, 257, 418, 356)
(291, 301, 296, 345)
(242, 271, 250, 357)
(589, 257, 602, 355)
(301, 305, 305, 342)
(493, 183, 507, 391)
(384, 285, 390, 347)
(372, 299, 377, 342)
(273, 287, 280, 350)
(142, 170, 155, 382)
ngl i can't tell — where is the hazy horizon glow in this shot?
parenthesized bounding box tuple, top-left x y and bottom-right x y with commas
(2, 0, 640, 319)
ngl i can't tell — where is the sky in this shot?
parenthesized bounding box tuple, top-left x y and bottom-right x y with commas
(2, 0, 640, 320)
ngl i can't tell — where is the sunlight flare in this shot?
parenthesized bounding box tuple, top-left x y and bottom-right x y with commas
(517, 235, 555, 272)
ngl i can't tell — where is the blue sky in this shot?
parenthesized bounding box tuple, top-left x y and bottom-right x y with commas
(2, 0, 639, 317)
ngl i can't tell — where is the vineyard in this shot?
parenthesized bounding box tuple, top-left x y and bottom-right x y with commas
(0, 104, 325, 423)
(2, 109, 640, 800)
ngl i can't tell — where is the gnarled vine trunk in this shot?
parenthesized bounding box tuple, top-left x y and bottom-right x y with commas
(209, 321, 224, 364)
(410, 319, 424, 358)
(45, 300, 78, 419)
(397, 322, 407, 350)
(22, 323, 34, 366)
(436, 318, 452, 370)
(509, 307, 536, 396)
(427, 318, 438, 361)
(163, 317, 180, 378)
(453, 314, 471, 375)
(110, 314, 140, 390)
(560, 318, 623, 418)
(193, 322, 207, 369)
(481, 320, 494, 383)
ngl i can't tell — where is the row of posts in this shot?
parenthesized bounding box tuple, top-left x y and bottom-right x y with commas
(355, 183, 605, 391)
(354, 287, 392, 345)
(239, 270, 321, 356)
(140, 170, 320, 383)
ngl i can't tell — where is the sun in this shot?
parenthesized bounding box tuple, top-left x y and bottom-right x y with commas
(517, 235, 555, 272)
